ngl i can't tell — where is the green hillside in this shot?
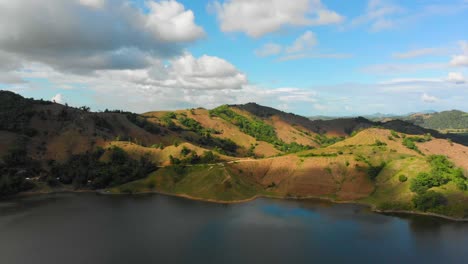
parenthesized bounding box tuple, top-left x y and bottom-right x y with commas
(1, 91, 468, 220)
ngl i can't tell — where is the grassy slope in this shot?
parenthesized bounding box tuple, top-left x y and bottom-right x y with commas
(112, 164, 267, 201)
(111, 128, 468, 218)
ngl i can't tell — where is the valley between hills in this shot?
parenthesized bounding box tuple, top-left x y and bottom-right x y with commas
(1, 90, 468, 220)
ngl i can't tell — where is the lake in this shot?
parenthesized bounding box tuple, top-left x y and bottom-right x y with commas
(1, 193, 468, 264)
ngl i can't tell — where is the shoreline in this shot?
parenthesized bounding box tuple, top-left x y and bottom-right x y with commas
(7, 189, 468, 222)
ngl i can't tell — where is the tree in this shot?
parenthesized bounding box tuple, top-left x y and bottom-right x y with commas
(413, 191, 446, 211)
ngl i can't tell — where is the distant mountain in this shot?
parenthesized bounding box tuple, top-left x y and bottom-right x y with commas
(1, 91, 468, 220)
(310, 110, 468, 132)
(406, 110, 468, 130)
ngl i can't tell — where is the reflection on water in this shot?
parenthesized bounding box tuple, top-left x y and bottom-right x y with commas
(1, 193, 467, 264)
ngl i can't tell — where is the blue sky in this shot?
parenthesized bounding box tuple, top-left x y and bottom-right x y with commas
(0, 0, 467, 116)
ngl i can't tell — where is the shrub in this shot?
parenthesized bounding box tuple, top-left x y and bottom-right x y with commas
(390, 130, 400, 138)
(402, 138, 418, 151)
(368, 162, 386, 180)
(164, 112, 177, 119)
(373, 140, 387, 146)
(180, 146, 191, 156)
(399, 175, 408, 182)
(402, 136, 432, 153)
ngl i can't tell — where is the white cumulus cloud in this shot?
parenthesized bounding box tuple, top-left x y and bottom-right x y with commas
(0, 0, 204, 73)
(144, 1, 205, 42)
(421, 93, 438, 103)
(448, 72, 465, 84)
(450, 41, 468, 67)
(51, 93, 65, 104)
(210, 0, 344, 37)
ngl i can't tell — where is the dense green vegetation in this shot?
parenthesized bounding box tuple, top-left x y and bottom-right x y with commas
(314, 134, 345, 147)
(0, 141, 38, 196)
(210, 105, 277, 142)
(412, 191, 447, 211)
(410, 155, 466, 194)
(0, 91, 51, 137)
(210, 105, 311, 153)
(409, 155, 467, 211)
(125, 113, 161, 134)
(178, 116, 219, 136)
(50, 147, 156, 189)
(410, 172, 447, 194)
(177, 115, 239, 155)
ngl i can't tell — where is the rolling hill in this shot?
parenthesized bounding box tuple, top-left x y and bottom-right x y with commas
(1, 90, 468, 220)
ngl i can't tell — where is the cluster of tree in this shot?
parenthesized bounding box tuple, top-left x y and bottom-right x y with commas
(169, 150, 218, 166)
(125, 113, 161, 134)
(210, 105, 277, 143)
(161, 112, 180, 131)
(410, 155, 466, 194)
(354, 154, 386, 180)
(209, 105, 312, 153)
(276, 142, 313, 153)
(175, 115, 238, 155)
(367, 162, 387, 180)
(92, 115, 113, 132)
(49, 147, 157, 189)
(0, 146, 39, 197)
(0, 91, 47, 137)
(178, 116, 220, 136)
(314, 134, 345, 147)
(402, 134, 432, 153)
(412, 191, 447, 211)
(409, 155, 466, 211)
(299, 152, 338, 158)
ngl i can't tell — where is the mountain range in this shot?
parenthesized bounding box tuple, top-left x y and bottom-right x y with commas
(310, 110, 468, 133)
(1, 90, 468, 220)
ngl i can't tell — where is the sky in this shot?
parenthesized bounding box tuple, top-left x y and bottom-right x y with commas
(0, 0, 467, 116)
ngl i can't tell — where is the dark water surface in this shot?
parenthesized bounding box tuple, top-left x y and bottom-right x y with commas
(1, 193, 468, 264)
